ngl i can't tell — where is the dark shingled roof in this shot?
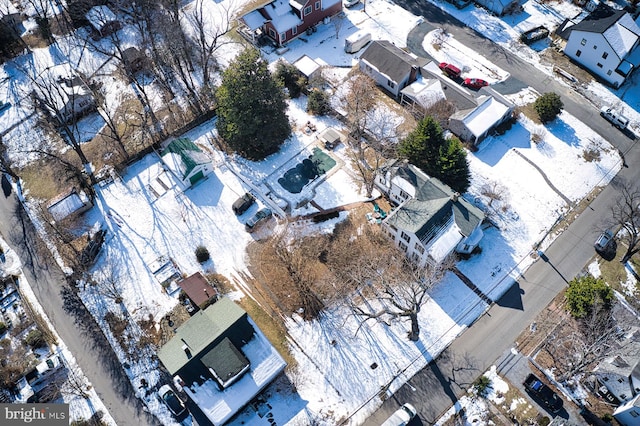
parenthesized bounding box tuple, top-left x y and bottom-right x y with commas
(360, 40, 426, 84)
(200, 337, 250, 389)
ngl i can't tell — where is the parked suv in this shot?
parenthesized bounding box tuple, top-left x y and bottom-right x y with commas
(158, 385, 186, 417)
(381, 403, 417, 426)
(438, 62, 461, 79)
(594, 229, 614, 252)
(232, 192, 255, 215)
(245, 208, 272, 232)
(600, 106, 629, 130)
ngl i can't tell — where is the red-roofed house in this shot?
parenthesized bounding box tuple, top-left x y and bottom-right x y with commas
(178, 272, 218, 309)
(240, 0, 342, 46)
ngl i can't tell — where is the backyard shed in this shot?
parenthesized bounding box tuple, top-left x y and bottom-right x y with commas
(47, 188, 93, 221)
(161, 138, 213, 188)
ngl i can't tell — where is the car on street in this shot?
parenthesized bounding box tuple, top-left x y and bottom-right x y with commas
(381, 403, 417, 426)
(245, 208, 272, 232)
(463, 78, 489, 89)
(438, 62, 461, 79)
(232, 192, 255, 215)
(600, 106, 629, 130)
(594, 229, 614, 252)
(343, 0, 360, 7)
(158, 384, 186, 417)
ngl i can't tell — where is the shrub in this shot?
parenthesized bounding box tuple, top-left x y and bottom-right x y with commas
(25, 329, 46, 349)
(473, 375, 492, 398)
(0, 322, 6, 335)
(534, 92, 563, 123)
(195, 245, 210, 263)
(565, 275, 613, 318)
(307, 89, 332, 115)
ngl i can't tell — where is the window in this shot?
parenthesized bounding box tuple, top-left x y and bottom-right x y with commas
(593, 44, 597, 49)
(304, 5, 312, 15)
(401, 231, 410, 242)
(597, 63, 603, 68)
(269, 28, 276, 38)
(399, 242, 408, 252)
(618, 378, 625, 383)
(389, 224, 397, 232)
(620, 393, 627, 400)
(631, 410, 639, 418)
(315, 1, 320, 9)
(387, 80, 396, 89)
(580, 38, 586, 45)
(575, 49, 581, 57)
(607, 70, 612, 75)
(292, 26, 297, 35)
(410, 252, 420, 263)
(399, 190, 410, 200)
(602, 52, 608, 59)
(414, 243, 425, 254)
(280, 32, 286, 42)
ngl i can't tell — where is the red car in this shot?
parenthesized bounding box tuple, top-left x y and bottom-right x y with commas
(463, 78, 489, 89)
(438, 62, 461, 79)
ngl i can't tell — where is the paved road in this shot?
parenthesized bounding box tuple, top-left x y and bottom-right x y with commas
(0, 188, 157, 426)
(364, 2, 639, 424)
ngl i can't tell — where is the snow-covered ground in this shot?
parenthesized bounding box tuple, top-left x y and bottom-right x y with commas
(0, 0, 636, 424)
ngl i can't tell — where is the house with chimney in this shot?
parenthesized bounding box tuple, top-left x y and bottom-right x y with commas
(375, 161, 485, 267)
(239, 0, 342, 47)
(157, 296, 286, 425)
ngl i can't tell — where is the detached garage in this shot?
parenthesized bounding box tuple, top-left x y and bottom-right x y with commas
(161, 138, 213, 188)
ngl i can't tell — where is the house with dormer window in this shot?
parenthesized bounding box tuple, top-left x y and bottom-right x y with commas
(240, 0, 342, 46)
(558, 4, 640, 88)
(375, 161, 485, 267)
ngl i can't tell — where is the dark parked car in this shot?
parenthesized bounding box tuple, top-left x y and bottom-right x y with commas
(232, 192, 255, 215)
(463, 78, 489, 89)
(523, 374, 563, 413)
(245, 208, 272, 232)
(439, 62, 461, 79)
(158, 385, 186, 417)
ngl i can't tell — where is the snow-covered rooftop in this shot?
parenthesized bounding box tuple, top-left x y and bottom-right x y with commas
(463, 96, 512, 138)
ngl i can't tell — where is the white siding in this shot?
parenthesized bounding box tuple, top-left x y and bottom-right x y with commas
(564, 30, 625, 87)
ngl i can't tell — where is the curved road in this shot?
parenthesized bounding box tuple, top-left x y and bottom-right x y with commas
(365, 2, 637, 424)
(0, 188, 157, 426)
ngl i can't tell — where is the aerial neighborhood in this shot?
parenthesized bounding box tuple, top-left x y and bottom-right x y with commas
(2, 0, 640, 425)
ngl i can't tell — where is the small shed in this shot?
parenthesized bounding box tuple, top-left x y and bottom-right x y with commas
(47, 188, 92, 221)
(178, 272, 218, 308)
(317, 127, 342, 150)
(293, 55, 321, 80)
(161, 138, 213, 187)
(122, 47, 146, 74)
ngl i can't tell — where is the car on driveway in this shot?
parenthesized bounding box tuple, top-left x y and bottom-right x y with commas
(438, 62, 461, 79)
(381, 403, 417, 426)
(232, 192, 255, 215)
(463, 78, 489, 89)
(343, 0, 360, 7)
(594, 229, 614, 252)
(245, 208, 272, 232)
(158, 385, 186, 417)
(600, 106, 629, 130)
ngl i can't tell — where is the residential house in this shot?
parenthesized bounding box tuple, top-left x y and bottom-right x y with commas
(160, 138, 213, 188)
(85, 5, 120, 38)
(557, 4, 640, 88)
(0, 12, 26, 59)
(47, 188, 93, 222)
(240, 0, 342, 47)
(474, 0, 521, 16)
(34, 64, 96, 124)
(400, 62, 514, 145)
(614, 394, 640, 426)
(177, 272, 218, 309)
(375, 161, 485, 266)
(157, 296, 286, 426)
(592, 328, 640, 405)
(121, 47, 146, 75)
(359, 40, 427, 97)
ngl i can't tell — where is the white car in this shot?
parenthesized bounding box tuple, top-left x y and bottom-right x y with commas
(158, 384, 186, 417)
(344, 0, 360, 7)
(600, 106, 629, 130)
(381, 403, 417, 426)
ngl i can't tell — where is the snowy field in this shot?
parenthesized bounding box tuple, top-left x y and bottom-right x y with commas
(0, 0, 634, 424)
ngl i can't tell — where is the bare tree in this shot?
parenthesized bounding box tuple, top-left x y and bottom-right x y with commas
(62, 364, 91, 399)
(611, 179, 640, 263)
(480, 181, 508, 207)
(340, 72, 377, 147)
(332, 15, 344, 39)
(92, 261, 124, 304)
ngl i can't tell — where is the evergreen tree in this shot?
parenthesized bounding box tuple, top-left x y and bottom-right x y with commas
(397, 117, 470, 193)
(534, 92, 563, 123)
(565, 275, 613, 318)
(307, 89, 331, 115)
(216, 48, 291, 160)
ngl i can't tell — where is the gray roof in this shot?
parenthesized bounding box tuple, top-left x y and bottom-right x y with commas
(360, 40, 426, 84)
(565, 6, 625, 35)
(384, 163, 484, 239)
(157, 297, 246, 375)
(421, 67, 478, 111)
(200, 337, 250, 388)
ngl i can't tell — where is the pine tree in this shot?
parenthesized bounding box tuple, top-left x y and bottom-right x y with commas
(216, 48, 291, 160)
(397, 117, 470, 193)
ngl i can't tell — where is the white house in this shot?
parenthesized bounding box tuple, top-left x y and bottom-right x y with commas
(375, 161, 485, 267)
(160, 138, 213, 188)
(474, 0, 521, 16)
(359, 40, 427, 97)
(34, 64, 96, 124)
(85, 5, 120, 38)
(592, 327, 640, 405)
(559, 4, 640, 88)
(614, 394, 640, 426)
